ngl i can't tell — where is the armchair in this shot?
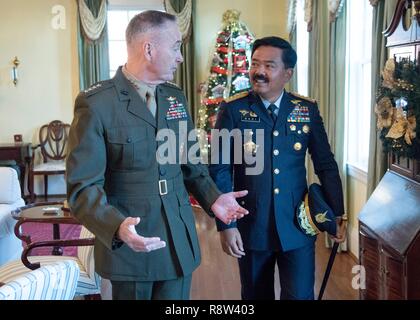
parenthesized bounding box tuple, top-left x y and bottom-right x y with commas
(28, 120, 70, 202)
(0, 167, 24, 266)
(0, 226, 100, 298)
(0, 260, 79, 300)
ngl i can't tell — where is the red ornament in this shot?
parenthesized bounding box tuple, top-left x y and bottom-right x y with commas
(211, 66, 228, 75)
(208, 114, 218, 128)
(233, 55, 247, 73)
(217, 46, 229, 54)
(204, 97, 224, 105)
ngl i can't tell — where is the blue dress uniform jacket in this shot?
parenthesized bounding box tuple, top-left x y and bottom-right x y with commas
(209, 91, 344, 252)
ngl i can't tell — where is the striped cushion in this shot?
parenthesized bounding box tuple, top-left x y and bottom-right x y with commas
(0, 260, 79, 300)
(78, 227, 96, 284)
(0, 257, 100, 296)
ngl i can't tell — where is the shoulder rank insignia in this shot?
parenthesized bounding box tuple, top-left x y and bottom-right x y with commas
(164, 81, 182, 90)
(225, 91, 249, 103)
(291, 92, 316, 104)
(82, 80, 113, 96)
(83, 83, 102, 94)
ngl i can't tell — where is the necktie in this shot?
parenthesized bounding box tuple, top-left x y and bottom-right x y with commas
(267, 104, 278, 122)
(145, 89, 157, 118)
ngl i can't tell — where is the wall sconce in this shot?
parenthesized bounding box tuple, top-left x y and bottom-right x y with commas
(12, 56, 20, 86)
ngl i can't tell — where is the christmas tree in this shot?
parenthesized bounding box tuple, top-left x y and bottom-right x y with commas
(197, 10, 255, 158)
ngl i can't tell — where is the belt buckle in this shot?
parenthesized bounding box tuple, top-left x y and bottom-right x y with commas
(159, 179, 168, 196)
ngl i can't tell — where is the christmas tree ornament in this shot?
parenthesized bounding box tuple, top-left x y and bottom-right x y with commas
(233, 35, 251, 50)
(233, 55, 247, 73)
(197, 10, 255, 159)
(211, 84, 227, 98)
(232, 76, 251, 91)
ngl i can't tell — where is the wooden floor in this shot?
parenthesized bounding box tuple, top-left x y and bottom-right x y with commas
(37, 196, 359, 300)
(190, 207, 359, 300)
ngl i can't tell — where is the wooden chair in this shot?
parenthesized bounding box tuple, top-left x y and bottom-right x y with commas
(28, 120, 70, 202)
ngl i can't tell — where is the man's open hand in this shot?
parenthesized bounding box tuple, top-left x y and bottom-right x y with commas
(211, 190, 249, 225)
(117, 217, 166, 252)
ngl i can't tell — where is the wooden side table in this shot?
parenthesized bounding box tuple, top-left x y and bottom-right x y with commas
(12, 201, 80, 256)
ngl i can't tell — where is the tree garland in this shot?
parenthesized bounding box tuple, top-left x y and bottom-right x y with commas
(375, 58, 420, 159)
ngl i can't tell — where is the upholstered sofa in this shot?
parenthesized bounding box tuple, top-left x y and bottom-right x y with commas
(0, 167, 25, 266)
(0, 260, 80, 300)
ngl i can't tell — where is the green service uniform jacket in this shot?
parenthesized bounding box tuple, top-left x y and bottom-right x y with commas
(66, 67, 221, 282)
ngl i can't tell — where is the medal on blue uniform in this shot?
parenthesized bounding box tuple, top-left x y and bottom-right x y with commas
(243, 130, 258, 156)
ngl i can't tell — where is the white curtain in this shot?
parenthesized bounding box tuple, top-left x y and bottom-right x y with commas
(164, 0, 192, 41)
(288, 0, 298, 34)
(78, 0, 107, 41)
(328, 0, 345, 22)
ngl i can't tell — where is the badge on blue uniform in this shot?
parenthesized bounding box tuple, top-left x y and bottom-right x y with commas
(239, 109, 260, 122)
(296, 183, 337, 237)
(243, 131, 259, 156)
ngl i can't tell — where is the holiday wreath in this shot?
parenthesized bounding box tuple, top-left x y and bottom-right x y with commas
(375, 58, 420, 159)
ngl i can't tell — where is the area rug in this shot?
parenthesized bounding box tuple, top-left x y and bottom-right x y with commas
(21, 223, 81, 257)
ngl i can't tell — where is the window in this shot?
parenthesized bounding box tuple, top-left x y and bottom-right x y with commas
(107, 1, 164, 78)
(295, 0, 309, 96)
(345, 0, 373, 174)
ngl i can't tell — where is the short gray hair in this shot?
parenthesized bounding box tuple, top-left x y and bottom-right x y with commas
(126, 10, 176, 45)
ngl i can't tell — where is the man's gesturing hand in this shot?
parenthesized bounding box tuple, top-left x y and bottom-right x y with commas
(220, 228, 245, 258)
(117, 217, 166, 252)
(211, 190, 249, 225)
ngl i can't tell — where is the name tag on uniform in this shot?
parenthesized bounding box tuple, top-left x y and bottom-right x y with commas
(239, 109, 260, 123)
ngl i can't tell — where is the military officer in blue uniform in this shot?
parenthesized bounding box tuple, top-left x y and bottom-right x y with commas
(209, 37, 347, 300)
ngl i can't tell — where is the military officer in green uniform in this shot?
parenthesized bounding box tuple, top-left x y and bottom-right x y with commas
(66, 10, 248, 300)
